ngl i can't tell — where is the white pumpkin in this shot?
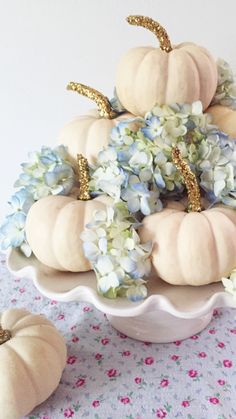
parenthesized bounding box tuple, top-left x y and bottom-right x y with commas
(139, 147, 236, 285)
(139, 199, 236, 285)
(26, 194, 112, 272)
(116, 15, 218, 116)
(0, 308, 66, 419)
(58, 82, 133, 164)
(206, 104, 236, 138)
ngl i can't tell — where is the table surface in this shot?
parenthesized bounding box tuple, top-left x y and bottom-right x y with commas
(1, 253, 236, 419)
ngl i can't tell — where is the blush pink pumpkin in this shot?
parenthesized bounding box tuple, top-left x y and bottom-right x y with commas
(58, 82, 133, 165)
(207, 104, 236, 138)
(116, 15, 218, 116)
(26, 194, 111, 272)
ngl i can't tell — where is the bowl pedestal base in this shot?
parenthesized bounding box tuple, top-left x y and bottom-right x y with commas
(107, 310, 213, 343)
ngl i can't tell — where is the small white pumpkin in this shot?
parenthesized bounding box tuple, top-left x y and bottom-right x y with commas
(206, 104, 236, 138)
(139, 147, 236, 286)
(0, 308, 66, 419)
(58, 82, 133, 165)
(116, 15, 218, 116)
(26, 194, 112, 272)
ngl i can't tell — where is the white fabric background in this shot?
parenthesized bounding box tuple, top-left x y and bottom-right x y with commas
(0, 0, 236, 221)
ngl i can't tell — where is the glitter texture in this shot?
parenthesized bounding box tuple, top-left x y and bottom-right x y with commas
(0, 326, 11, 345)
(67, 82, 118, 120)
(77, 154, 90, 201)
(172, 147, 202, 212)
(127, 15, 172, 52)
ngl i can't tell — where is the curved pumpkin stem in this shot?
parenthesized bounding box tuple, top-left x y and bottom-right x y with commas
(67, 82, 118, 120)
(0, 325, 11, 345)
(77, 154, 91, 201)
(172, 147, 202, 212)
(127, 15, 172, 53)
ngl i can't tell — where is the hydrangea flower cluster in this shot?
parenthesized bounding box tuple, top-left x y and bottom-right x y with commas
(211, 59, 236, 109)
(222, 269, 236, 301)
(90, 101, 236, 215)
(0, 145, 75, 256)
(81, 202, 152, 301)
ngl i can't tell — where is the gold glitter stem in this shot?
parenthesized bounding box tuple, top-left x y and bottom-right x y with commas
(67, 82, 118, 120)
(172, 147, 202, 212)
(0, 325, 11, 345)
(77, 154, 91, 201)
(126, 15, 172, 52)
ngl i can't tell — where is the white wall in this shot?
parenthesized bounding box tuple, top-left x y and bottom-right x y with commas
(0, 0, 236, 222)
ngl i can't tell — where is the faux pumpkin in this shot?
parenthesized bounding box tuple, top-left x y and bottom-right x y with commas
(0, 308, 66, 419)
(26, 193, 111, 272)
(58, 82, 133, 164)
(139, 147, 236, 286)
(116, 15, 218, 116)
(206, 104, 236, 138)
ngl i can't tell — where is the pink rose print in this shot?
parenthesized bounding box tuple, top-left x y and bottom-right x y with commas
(198, 352, 207, 358)
(70, 325, 77, 331)
(144, 341, 152, 346)
(50, 299, 57, 305)
(75, 378, 85, 387)
(11, 299, 17, 304)
(118, 333, 127, 339)
(181, 400, 190, 407)
(230, 328, 236, 334)
(145, 356, 154, 365)
(188, 369, 198, 378)
(190, 335, 199, 340)
(57, 314, 65, 320)
(160, 379, 169, 387)
(64, 408, 74, 418)
(156, 408, 167, 418)
(72, 336, 79, 343)
(92, 325, 100, 330)
(217, 342, 225, 348)
(67, 355, 77, 365)
(95, 353, 103, 360)
(120, 396, 130, 404)
(218, 379, 225, 386)
(223, 359, 232, 368)
(135, 377, 142, 384)
(209, 328, 216, 334)
(101, 337, 110, 345)
(171, 355, 179, 361)
(34, 295, 41, 300)
(122, 351, 131, 356)
(174, 340, 182, 346)
(92, 400, 100, 407)
(19, 287, 25, 293)
(107, 368, 119, 378)
(83, 306, 92, 312)
(209, 397, 219, 404)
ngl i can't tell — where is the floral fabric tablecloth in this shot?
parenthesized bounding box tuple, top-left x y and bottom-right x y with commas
(1, 253, 236, 419)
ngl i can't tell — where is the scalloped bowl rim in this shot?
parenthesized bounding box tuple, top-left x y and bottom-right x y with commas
(6, 249, 236, 320)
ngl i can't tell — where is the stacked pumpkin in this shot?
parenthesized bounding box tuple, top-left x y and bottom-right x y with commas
(13, 16, 236, 289)
(5, 14, 236, 419)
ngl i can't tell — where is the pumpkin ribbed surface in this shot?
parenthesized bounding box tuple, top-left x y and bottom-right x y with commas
(26, 195, 110, 272)
(139, 203, 236, 285)
(58, 109, 133, 165)
(207, 105, 236, 138)
(116, 43, 218, 116)
(0, 308, 66, 419)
